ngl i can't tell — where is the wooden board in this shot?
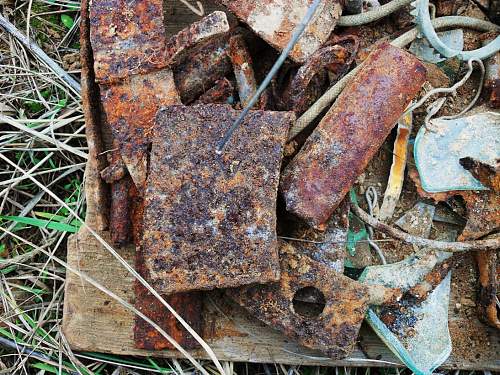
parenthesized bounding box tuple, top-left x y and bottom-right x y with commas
(65, 0, 500, 369)
(62, 225, 500, 370)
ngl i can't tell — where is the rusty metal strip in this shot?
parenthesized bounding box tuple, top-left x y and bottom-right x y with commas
(228, 34, 257, 107)
(100, 69, 181, 190)
(142, 105, 294, 294)
(227, 241, 370, 359)
(218, 0, 342, 63)
(280, 42, 426, 229)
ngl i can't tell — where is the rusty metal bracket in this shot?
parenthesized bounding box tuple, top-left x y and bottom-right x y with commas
(227, 241, 371, 359)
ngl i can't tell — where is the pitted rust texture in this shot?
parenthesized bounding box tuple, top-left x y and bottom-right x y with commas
(134, 248, 203, 350)
(143, 105, 294, 294)
(173, 37, 232, 103)
(100, 139, 126, 184)
(228, 34, 257, 107)
(286, 199, 349, 273)
(218, 0, 342, 63)
(482, 32, 500, 108)
(227, 241, 370, 359)
(460, 191, 500, 241)
(90, 0, 167, 84)
(284, 45, 351, 115)
(130, 179, 204, 350)
(280, 43, 426, 229)
(100, 69, 181, 190)
(475, 249, 499, 329)
(194, 78, 235, 104)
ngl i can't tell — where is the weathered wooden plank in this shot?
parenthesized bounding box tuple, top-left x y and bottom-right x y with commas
(62, 226, 500, 370)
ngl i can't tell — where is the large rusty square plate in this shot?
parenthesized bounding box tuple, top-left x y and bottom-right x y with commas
(143, 104, 294, 294)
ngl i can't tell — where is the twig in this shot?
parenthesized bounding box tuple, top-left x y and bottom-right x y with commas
(351, 203, 500, 252)
(0, 13, 81, 94)
(217, 0, 322, 152)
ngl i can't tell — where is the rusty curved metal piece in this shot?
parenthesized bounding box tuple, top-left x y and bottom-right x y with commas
(280, 42, 426, 229)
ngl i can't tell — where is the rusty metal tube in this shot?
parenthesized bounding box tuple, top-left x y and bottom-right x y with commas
(280, 42, 426, 229)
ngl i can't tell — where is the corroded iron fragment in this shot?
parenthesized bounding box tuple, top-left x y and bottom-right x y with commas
(460, 191, 500, 241)
(280, 43, 426, 229)
(218, 0, 342, 63)
(459, 157, 500, 193)
(100, 69, 181, 190)
(90, 0, 167, 84)
(227, 241, 370, 359)
(228, 34, 257, 107)
(482, 32, 500, 108)
(173, 38, 232, 103)
(143, 105, 294, 294)
(194, 78, 235, 104)
(475, 248, 499, 329)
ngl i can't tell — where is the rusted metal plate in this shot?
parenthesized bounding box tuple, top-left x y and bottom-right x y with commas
(109, 175, 132, 247)
(90, 0, 167, 84)
(218, 0, 342, 63)
(475, 249, 499, 329)
(100, 69, 181, 190)
(142, 104, 294, 294)
(228, 34, 257, 107)
(280, 42, 426, 229)
(227, 241, 370, 359)
(193, 78, 235, 104)
(173, 37, 232, 103)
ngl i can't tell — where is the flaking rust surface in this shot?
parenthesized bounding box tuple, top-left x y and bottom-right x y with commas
(100, 69, 181, 190)
(280, 43, 426, 229)
(227, 241, 370, 359)
(143, 105, 294, 294)
(218, 0, 342, 63)
(90, 0, 167, 84)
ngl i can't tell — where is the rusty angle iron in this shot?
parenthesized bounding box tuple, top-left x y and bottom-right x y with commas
(228, 34, 258, 108)
(280, 42, 427, 229)
(218, 0, 342, 63)
(142, 104, 294, 294)
(227, 240, 371, 359)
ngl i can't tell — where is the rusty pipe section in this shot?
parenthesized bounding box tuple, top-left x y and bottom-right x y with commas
(280, 42, 426, 229)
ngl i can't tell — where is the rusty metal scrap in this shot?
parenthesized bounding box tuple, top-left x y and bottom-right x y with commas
(90, 0, 167, 84)
(475, 249, 500, 329)
(280, 42, 426, 229)
(482, 32, 500, 108)
(100, 69, 181, 190)
(134, 248, 203, 350)
(218, 0, 342, 63)
(194, 78, 235, 104)
(109, 175, 132, 247)
(173, 38, 232, 103)
(229, 34, 258, 107)
(142, 105, 294, 294)
(284, 44, 351, 115)
(227, 241, 371, 359)
(460, 191, 500, 241)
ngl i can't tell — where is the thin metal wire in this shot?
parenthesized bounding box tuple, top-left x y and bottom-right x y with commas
(216, 0, 322, 152)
